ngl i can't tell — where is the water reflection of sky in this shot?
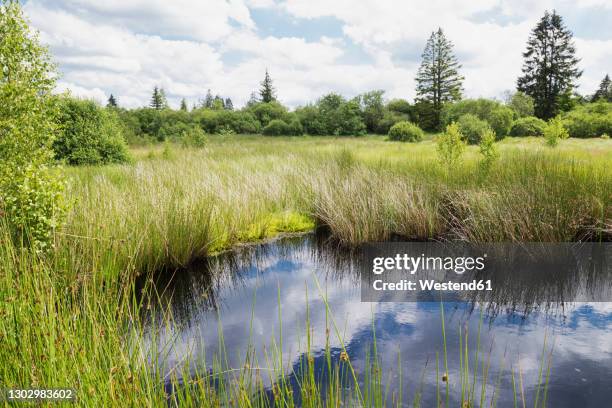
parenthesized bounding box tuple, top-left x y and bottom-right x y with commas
(143, 235, 612, 407)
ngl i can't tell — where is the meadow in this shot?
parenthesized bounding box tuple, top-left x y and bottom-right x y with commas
(1, 135, 610, 406)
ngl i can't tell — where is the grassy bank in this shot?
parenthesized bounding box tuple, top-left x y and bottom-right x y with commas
(1, 135, 609, 406)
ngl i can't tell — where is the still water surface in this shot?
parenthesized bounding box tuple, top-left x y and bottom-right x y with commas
(142, 234, 612, 406)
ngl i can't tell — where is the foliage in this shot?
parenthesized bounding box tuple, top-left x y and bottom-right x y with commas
(150, 86, 168, 110)
(517, 10, 581, 119)
(259, 69, 276, 103)
(375, 111, 409, 134)
(387, 121, 424, 142)
(561, 101, 612, 138)
(248, 101, 288, 127)
(442, 98, 513, 138)
(544, 117, 569, 147)
(456, 114, 491, 145)
(180, 125, 208, 148)
(415, 28, 464, 129)
(387, 98, 413, 116)
(358, 89, 385, 133)
(509, 116, 547, 137)
(107, 94, 118, 108)
(478, 128, 498, 173)
(317, 93, 366, 136)
(54, 98, 129, 165)
(506, 91, 535, 118)
(262, 119, 291, 136)
(591, 74, 612, 102)
(437, 122, 466, 169)
(0, 0, 65, 249)
(295, 105, 326, 135)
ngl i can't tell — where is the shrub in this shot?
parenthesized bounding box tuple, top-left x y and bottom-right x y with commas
(54, 98, 129, 165)
(262, 119, 291, 136)
(437, 123, 466, 169)
(387, 121, 424, 142)
(506, 91, 535, 118)
(442, 98, 513, 138)
(249, 101, 288, 127)
(286, 118, 304, 136)
(180, 126, 208, 148)
(375, 111, 408, 134)
(295, 105, 326, 135)
(509, 116, 547, 137)
(317, 93, 366, 135)
(0, 1, 66, 250)
(544, 117, 569, 147)
(560, 102, 612, 138)
(479, 128, 498, 173)
(456, 114, 491, 144)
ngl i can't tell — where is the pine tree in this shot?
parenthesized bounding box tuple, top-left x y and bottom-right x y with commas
(159, 88, 168, 109)
(259, 69, 276, 103)
(517, 10, 582, 119)
(247, 91, 259, 107)
(107, 94, 117, 108)
(150, 86, 163, 110)
(225, 98, 234, 110)
(180, 98, 188, 111)
(415, 28, 463, 129)
(592, 74, 612, 102)
(203, 89, 214, 108)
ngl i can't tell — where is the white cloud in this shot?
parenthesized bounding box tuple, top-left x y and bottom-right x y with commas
(22, 0, 612, 108)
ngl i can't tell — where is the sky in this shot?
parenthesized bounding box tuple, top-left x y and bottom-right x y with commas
(22, 0, 612, 109)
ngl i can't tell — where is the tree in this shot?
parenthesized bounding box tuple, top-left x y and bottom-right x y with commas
(592, 74, 612, 102)
(213, 95, 225, 110)
(203, 89, 214, 108)
(247, 91, 259, 107)
(505, 91, 534, 118)
(358, 90, 385, 133)
(107, 93, 118, 108)
(415, 28, 464, 129)
(225, 97, 234, 110)
(180, 98, 188, 111)
(0, 0, 65, 249)
(517, 10, 582, 119)
(150, 86, 167, 110)
(260, 69, 276, 103)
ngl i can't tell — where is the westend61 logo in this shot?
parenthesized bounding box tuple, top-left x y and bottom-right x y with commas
(360, 242, 612, 303)
(372, 254, 487, 275)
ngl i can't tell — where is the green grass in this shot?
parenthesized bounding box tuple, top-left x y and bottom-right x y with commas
(1, 135, 609, 406)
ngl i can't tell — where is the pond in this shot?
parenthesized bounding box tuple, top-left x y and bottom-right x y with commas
(140, 234, 612, 407)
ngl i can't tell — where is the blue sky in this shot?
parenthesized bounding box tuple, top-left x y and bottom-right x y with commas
(23, 0, 612, 108)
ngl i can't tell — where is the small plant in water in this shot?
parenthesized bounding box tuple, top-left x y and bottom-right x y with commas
(544, 117, 569, 147)
(437, 122, 466, 171)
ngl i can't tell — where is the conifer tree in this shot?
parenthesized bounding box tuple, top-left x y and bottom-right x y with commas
(107, 94, 117, 108)
(247, 91, 259, 107)
(225, 97, 234, 110)
(259, 69, 276, 103)
(415, 28, 463, 129)
(517, 10, 581, 119)
(213, 95, 225, 110)
(150, 86, 164, 110)
(592, 74, 612, 102)
(203, 89, 214, 108)
(180, 98, 188, 111)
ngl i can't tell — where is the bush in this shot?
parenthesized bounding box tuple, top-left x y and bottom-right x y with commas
(262, 119, 291, 136)
(387, 121, 424, 142)
(506, 91, 535, 118)
(456, 114, 491, 144)
(286, 118, 304, 136)
(544, 117, 569, 147)
(0, 1, 66, 250)
(479, 128, 498, 172)
(317, 93, 366, 136)
(249, 101, 288, 127)
(509, 116, 547, 137)
(180, 126, 208, 147)
(560, 102, 612, 138)
(375, 111, 408, 134)
(295, 105, 326, 135)
(54, 98, 129, 165)
(437, 122, 466, 169)
(442, 98, 513, 138)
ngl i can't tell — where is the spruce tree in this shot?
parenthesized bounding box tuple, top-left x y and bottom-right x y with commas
(592, 74, 612, 102)
(180, 98, 188, 111)
(150, 86, 164, 110)
(247, 91, 259, 107)
(225, 97, 234, 110)
(517, 10, 581, 119)
(203, 89, 214, 108)
(415, 28, 463, 129)
(107, 94, 117, 108)
(259, 69, 276, 103)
